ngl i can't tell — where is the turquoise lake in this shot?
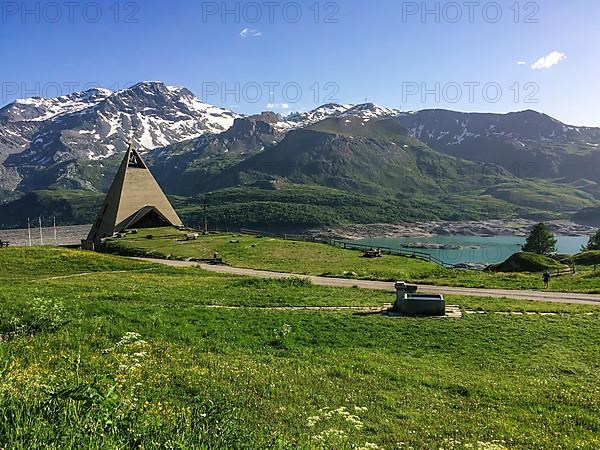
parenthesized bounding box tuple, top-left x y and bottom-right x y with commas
(354, 235, 589, 265)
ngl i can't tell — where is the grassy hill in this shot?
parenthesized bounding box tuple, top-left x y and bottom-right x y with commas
(102, 226, 440, 280)
(1, 247, 600, 448)
(573, 251, 600, 266)
(490, 252, 565, 273)
(102, 227, 600, 293)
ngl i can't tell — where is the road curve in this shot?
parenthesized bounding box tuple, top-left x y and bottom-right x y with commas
(132, 258, 600, 306)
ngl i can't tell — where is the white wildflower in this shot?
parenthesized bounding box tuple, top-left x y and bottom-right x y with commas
(307, 416, 321, 427)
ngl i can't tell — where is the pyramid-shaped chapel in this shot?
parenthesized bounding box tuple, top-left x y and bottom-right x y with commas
(83, 144, 183, 249)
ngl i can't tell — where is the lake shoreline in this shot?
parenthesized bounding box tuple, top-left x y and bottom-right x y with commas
(310, 219, 596, 241)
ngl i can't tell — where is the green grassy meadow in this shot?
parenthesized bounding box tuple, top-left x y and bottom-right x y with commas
(1, 247, 599, 449)
(103, 228, 600, 294)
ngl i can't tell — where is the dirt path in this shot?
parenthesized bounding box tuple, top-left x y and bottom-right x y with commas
(204, 305, 391, 312)
(132, 258, 600, 306)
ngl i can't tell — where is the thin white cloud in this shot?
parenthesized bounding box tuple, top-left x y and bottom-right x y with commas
(267, 103, 290, 110)
(517, 61, 527, 65)
(531, 51, 566, 70)
(240, 28, 262, 38)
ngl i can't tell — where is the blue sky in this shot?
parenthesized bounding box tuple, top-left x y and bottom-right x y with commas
(1, 0, 599, 125)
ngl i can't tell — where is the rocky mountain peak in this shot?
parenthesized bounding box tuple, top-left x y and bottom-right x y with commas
(0, 82, 241, 191)
(248, 111, 283, 124)
(286, 104, 352, 126)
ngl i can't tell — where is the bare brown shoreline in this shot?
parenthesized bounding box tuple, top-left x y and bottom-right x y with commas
(309, 220, 596, 241)
(0, 220, 594, 247)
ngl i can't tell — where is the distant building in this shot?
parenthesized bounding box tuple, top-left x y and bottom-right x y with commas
(82, 144, 183, 250)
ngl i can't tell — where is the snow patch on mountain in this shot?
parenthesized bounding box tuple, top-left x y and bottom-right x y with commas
(285, 102, 400, 128)
(7, 88, 112, 123)
(339, 103, 401, 120)
(286, 103, 353, 126)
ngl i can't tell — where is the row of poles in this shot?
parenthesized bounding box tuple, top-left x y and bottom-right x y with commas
(26, 216, 58, 246)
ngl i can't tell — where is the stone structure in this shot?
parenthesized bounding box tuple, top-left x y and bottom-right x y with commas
(393, 281, 445, 316)
(83, 144, 183, 249)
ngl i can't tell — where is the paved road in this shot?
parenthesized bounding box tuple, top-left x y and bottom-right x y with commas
(133, 258, 600, 306)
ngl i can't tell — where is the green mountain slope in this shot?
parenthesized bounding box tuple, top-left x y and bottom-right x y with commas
(148, 114, 285, 196)
(204, 117, 517, 197)
(0, 182, 556, 231)
(394, 109, 600, 183)
(173, 182, 552, 230)
(484, 180, 598, 212)
(0, 189, 22, 204)
(0, 190, 104, 228)
(573, 207, 600, 227)
(1, 114, 596, 230)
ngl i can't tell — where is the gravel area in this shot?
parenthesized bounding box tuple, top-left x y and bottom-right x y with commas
(0, 224, 92, 247)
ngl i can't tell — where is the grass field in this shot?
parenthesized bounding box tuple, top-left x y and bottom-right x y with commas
(103, 228, 600, 294)
(1, 247, 599, 449)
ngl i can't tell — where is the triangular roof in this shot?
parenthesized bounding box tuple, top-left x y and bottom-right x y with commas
(85, 144, 183, 244)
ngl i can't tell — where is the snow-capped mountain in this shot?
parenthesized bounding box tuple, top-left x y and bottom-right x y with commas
(2, 81, 600, 197)
(0, 88, 112, 123)
(146, 102, 406, 194)
(286, 104, 353, 126)
(285, 103, 401, 127)
(0, 82, 239, 191)
(338, 103, 401, 120)
(394, 109, 599, 144)
(0, 89, 116, 190)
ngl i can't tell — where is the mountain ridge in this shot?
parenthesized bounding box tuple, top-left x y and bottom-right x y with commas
(1, 82, 599, 228)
